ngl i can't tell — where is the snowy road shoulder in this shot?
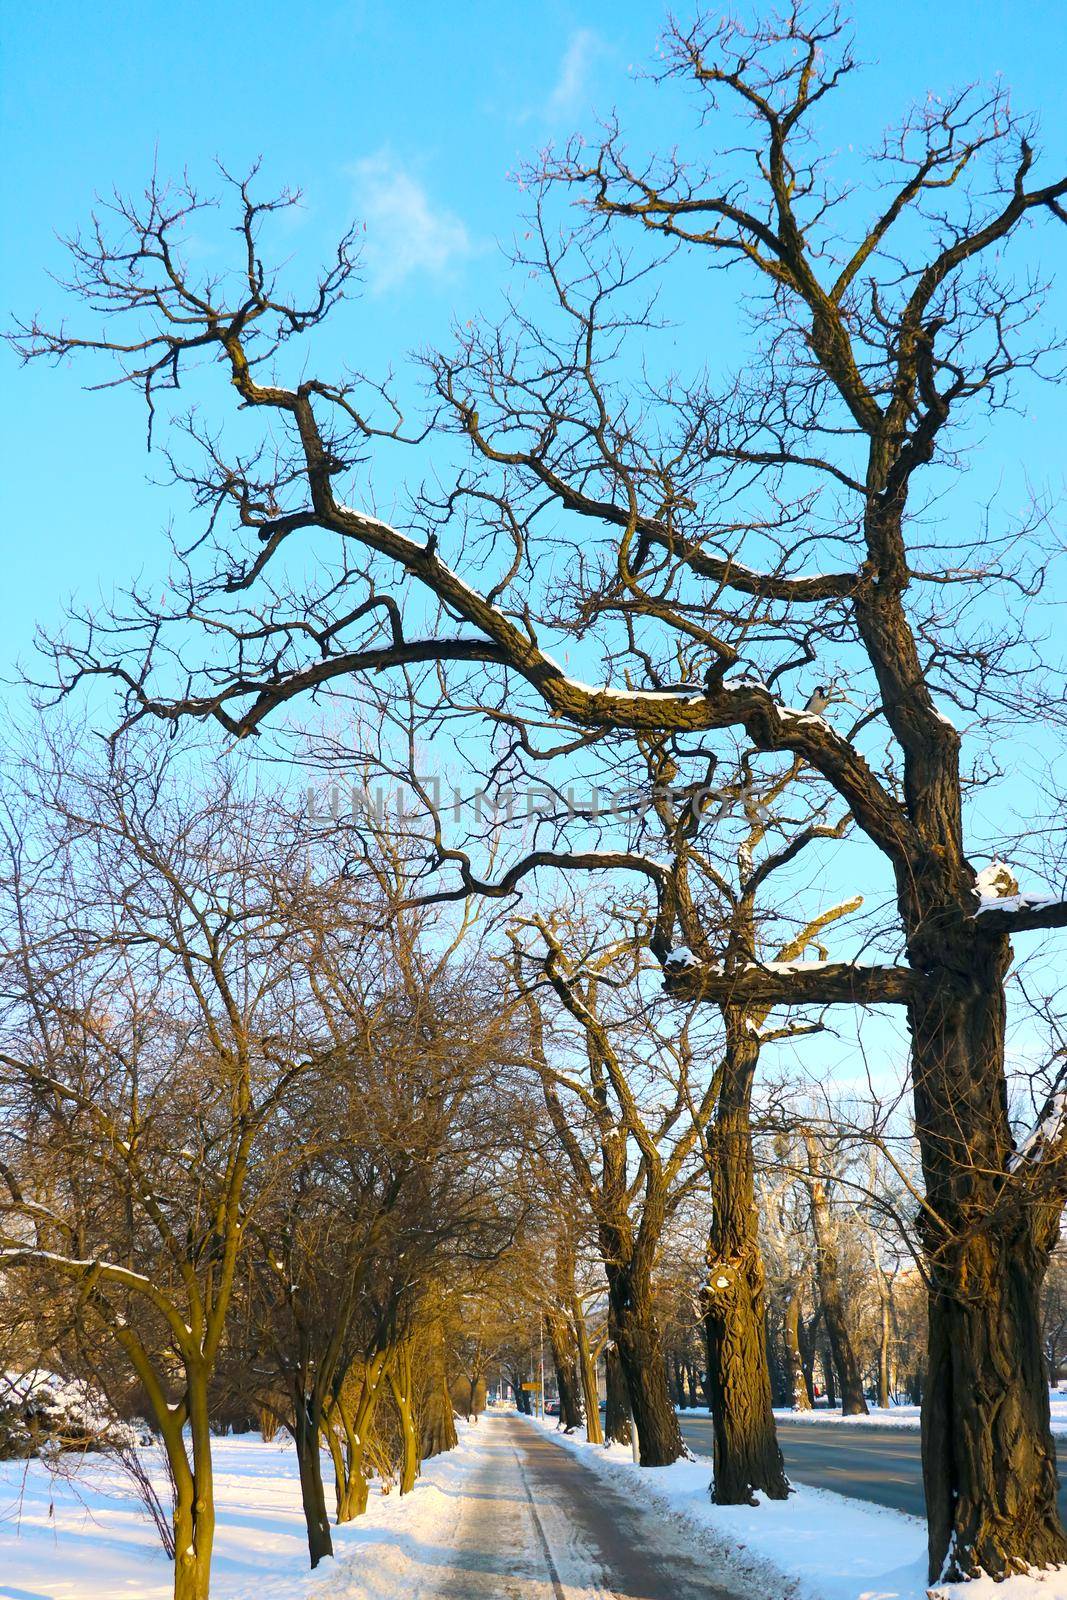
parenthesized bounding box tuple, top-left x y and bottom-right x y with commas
(528, 1415, 1067, 1600)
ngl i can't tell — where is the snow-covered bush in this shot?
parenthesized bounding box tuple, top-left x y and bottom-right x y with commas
(0, 1369, 143, 1459)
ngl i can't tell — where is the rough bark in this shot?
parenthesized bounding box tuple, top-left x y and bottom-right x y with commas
(330, 1351, 388, 1522)
(545, 1234, 586, 1433)
(703, 1021, 788, 1501)
(911, 951, 1067, 1580)
(607, 1264, 684, 1465)
(604, 1337, 632, 1447)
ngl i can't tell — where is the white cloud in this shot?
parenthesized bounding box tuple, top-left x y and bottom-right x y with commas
(350, 153, 476, 294)
(546, 28, 602, 120)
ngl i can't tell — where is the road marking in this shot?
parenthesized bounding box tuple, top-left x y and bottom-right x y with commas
(511, 1443, 569, 1600)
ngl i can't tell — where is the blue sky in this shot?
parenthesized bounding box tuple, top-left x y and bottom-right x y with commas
(2, 1, 1066, 1105)
(2, 0, 1066, 673)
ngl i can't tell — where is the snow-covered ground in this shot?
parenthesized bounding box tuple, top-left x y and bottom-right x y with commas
(678, 1394, 1067, 1437)
(533, 1414, 1067, 1600)
(808, 1394, 1067, 1437)
(4, 1410, 1067, 1599)
(0, 1425, 473, 1600)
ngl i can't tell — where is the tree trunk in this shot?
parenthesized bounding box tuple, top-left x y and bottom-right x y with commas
(334, 1352, 387, 1521)
(703, 1023, 788, 1501)
(910, 945, 1067, 1581)
(571, 1297, 603, 1446)
(804, 1136, 868, 1416)
(877, 1279, 892, 1411)
(607, 1265, 684, 1465)
(604, 1337, 632, 1447)
(685, 1361, 700, 1409)
(387, 1342, 419, 1495)
(292, 1391, 333, 1566)
(822, 1344, 837, 1408)
(325, 1416, 346, 1521)
(419, 1323, 458, 1459)
(765, 1317, 789, 1408)
(784, 1290, 811, 1411)
(545, 1306, 584, 1432)
(512, 1376, 533, 1417)
(797, 1304, 817, 1407)
(168, 1371, 214, 1600)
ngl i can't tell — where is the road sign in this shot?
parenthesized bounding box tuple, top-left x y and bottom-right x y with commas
(521, 1381, 542, 1392)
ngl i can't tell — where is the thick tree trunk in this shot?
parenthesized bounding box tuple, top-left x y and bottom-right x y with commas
(604, 1337, 632, 1447)
(784, 1290, 811, 1411)
(607, 1265, 684, 1466)
(419, 1324, 458, 1459)
(703, 1024, 788, 1501)
(924, 1228, 1065, 1581)
(910, 948, 1067, 1581)
(804, 1136, 868, 1416)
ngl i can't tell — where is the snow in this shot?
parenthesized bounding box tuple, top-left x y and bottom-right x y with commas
(971, 858, 1067, 919)
(1, 1367, 143, 1450)
(530, 1415, 1067, 1600)
(0, 1424, 480, 1600)
(1012, 1089, 1067, 1169)
(6, 1409, 1067, 1599)
(975, 891, 1067, 916)
(664, 946, 701, 969)
(766, 1395, 1067, 1438)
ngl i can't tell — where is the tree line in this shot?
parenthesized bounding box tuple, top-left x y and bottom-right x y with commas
(5, 3, 1067, 1589)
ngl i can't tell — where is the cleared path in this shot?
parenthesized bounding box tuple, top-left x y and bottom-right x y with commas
(437, 1413, 754, 1599)
(676, 1411, 1067, 1520)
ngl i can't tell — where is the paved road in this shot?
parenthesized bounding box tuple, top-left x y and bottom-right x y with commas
(445, 1414, 754, 1598)
(676, 1411, 1067, 1520)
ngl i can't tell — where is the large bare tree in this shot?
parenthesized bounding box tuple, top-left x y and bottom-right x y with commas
(11, 7, 1067, 1579)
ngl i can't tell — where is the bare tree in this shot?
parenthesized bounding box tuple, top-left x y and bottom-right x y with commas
(12, 6, 1067, 1578)
(0, 739, 345, 1600)
(510, 911, 722, 1465)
